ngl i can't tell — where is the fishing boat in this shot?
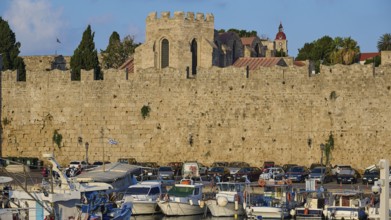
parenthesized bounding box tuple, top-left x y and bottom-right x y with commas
(245, 179, 296, 219)
(123, 180, 162, 215)
(205, 182, 246, 217)
(324, 190, 368, 220)
(157, 179, 206, 216)
(291, 189, 332, 219)
(6, 153, 134, 220)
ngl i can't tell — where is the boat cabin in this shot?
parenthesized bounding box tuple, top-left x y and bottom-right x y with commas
(330, 191, 364, 208)
(125, 181, 162, 199)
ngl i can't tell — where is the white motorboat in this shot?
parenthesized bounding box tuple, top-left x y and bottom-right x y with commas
(245, 179, 296, 219)
(124, 180, 162, 215)
(325, 190, 368, 220)
(5, 153, 134, 220)
(157, 179, 206, 216)
(206, 182, 246, 217)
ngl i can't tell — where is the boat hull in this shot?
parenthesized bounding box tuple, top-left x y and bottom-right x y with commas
(131, 201, 160, 215)
(206, 200, 244, 217)
(158, 201, 205, 216)
(294, 208, 323, 219)
(326, 207, 363, 220)
(246, 206, 285, 219)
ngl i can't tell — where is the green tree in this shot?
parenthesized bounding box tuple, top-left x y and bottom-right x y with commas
(101, 33, 139, 69)
(364, 56, 381, 67)
(101, 31, 121, 69)
(70, 25, 101, 80)
(323, 133, 334, 167)
(377, 33, 391, 51)
(330, 37, 360, 65)
(0, 17, 26, 81)
(227, 28, 257, 37)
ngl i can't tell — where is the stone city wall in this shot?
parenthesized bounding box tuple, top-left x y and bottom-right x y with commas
(1, 62, 391, 169)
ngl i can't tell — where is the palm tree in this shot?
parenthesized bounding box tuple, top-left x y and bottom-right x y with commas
(377, 33, 391, 51)
(341, 37, 360, 65)
(330, 37, 360, 65)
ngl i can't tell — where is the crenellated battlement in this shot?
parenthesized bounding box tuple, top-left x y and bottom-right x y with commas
(146, 11, 214, 22)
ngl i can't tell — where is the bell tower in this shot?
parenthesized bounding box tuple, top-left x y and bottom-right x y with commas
(274, 22, 288, 56)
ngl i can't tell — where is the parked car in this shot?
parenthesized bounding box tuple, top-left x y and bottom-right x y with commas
(227, 161, 250, 175)
(118, 158, 137, 165)
(198, 163, 209, 175)
(285, 166, 309, 182)
(137, 162, 159, 168)
(210, 161, 229, 169)
(282, 164, 298, 172)
(182, 161, 202, 178)
(308, 166, 333, 183)
(331, 164, 352, 176)
(157, 166, 175, 180)
(361, 165, 391, 185)
(234, 167, 263, 182)
(69, 160, 88, 170)
(92, 161, 111, 167)
(262, 161, 275, 172)
(336, 168, 360, 184)
(41, 167, 60, 178)
(309, 163, 323, 170)
(167, 162, 183, 176)
(259, 167, 285, 180)
(207, 166, 231, 182)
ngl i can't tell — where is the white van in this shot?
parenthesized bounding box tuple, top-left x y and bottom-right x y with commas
(182, 161, 200, 179)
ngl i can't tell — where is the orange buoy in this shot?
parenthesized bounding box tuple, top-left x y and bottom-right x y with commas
(258, 179, 266, 187)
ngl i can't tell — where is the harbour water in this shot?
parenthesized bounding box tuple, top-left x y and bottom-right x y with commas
(131, 214, 248, 220)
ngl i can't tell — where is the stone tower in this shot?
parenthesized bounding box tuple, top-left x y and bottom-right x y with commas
(134, 11, 215, 74)
(274, 22, 288, 56)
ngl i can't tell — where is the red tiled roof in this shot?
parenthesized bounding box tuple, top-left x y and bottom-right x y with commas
(275, 32, 286, 40)
(359, 52, 379, 61)
(294, 61, 306, 67)
(119, 56, 134, 73)
(233, 57, 287, 69)
(241, 37, 256, 46)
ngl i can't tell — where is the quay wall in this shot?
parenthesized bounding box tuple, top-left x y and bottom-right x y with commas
(1, 61, 391, 169)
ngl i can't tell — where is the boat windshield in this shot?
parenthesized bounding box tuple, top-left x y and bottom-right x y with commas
(168, 186, 195, 197)
(217, 183, 245, 192)
(125, 187, 150, 195)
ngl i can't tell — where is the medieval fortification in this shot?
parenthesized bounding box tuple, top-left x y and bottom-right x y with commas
(1, 11, 391, 169)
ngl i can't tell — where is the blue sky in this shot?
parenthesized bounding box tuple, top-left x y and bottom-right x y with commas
(0, 0, 390, 58)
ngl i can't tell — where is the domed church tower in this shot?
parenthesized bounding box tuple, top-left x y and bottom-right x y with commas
(274, 22, 288, 56)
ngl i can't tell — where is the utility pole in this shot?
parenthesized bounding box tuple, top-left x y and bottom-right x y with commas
(378, 159, 389, 220)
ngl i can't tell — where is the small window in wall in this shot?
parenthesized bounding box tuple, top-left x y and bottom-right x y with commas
(161, 39, 169, 68)
(191, 39, 197, 75)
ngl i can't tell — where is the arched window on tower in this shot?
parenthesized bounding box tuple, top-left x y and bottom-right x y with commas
(161, 39, 169, 68)
(255, 43, 260, 57)
(191, 39, 197, 75)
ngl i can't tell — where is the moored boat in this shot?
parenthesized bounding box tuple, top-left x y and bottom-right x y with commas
(325, 190, 368, 220)
(157, 179, 206, 216)
(124, 180, 162, 215)
(205, 182, 246, 217)
(245, 179, 296, 219)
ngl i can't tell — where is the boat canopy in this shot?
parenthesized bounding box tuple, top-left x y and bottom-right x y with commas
(168, 186, 195, 197)
(75, 162, 140, 183)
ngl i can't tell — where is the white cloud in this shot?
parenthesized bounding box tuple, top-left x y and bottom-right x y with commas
(4, 0, 65, 55)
